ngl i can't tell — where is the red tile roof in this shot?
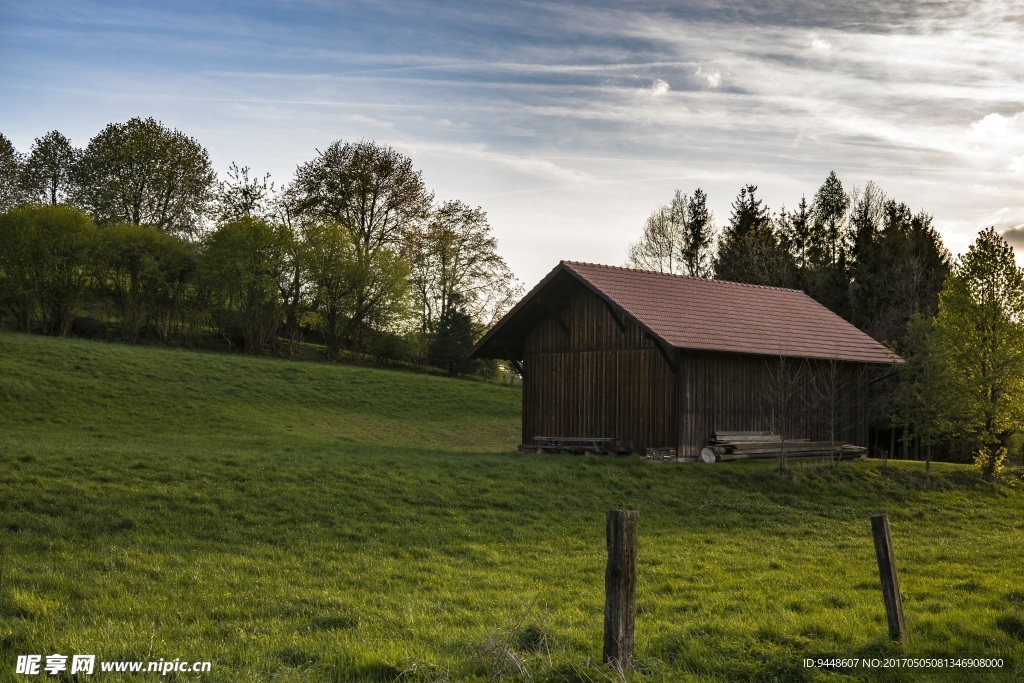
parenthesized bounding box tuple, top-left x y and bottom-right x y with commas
(562, 262, 897, 364)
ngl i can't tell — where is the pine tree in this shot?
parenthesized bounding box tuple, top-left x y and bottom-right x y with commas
(810, 171, 850, 268)
(680, 188, 715, 278)
(427, 294, 477, 375)
(714, 185, 795, 287)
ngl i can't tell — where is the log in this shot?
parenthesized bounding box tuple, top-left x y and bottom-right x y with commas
(700, 447, 717, 463)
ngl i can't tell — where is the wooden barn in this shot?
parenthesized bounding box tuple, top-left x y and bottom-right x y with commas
(469, 262, 898, 457)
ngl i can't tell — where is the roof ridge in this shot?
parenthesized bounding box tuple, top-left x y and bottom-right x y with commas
(561, 260, 804, 294)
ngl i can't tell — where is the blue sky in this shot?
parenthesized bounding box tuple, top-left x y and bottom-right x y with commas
(2, 0, 1023, 286)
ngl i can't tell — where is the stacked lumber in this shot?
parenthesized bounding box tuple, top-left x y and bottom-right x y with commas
(700, 431, 867, 463)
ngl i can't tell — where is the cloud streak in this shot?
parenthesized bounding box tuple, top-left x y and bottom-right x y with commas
(2, 0, 1023, 283)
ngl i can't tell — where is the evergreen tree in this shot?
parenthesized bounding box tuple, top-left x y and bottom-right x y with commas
(849, 199, 950, 349)
(427, 294, 477, 375)
(714, 185, 795, 287)
(627, 188, 715, 277)
(809, 170, 850, 268)
(779, 195, 812, 271)
(681, 188, 715, 278)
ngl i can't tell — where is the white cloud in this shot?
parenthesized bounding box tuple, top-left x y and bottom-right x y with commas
(966, 112, 1024, 173)
(809, 37, 832, 52)
(406, 141, 595, 185)
(694, 67, 721, 88)
(648, 78, 670, 96)
(968, 112, 1019, 144)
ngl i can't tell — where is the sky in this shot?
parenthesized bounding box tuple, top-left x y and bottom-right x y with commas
(2, 0, 1023, 288)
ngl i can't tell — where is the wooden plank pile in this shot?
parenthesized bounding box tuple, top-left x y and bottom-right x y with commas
(700, 431, 867, 463)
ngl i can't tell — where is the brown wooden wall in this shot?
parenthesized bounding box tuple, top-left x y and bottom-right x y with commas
(522, 286, 676, 452)
(675, 350, 870, 456)
(519, 282, 872, 456)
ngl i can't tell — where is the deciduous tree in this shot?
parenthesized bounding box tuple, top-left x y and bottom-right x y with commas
(22, 130, 79, 206)
(408, 200, 519, 338)
(212, 162, 274, 223)
(302, 221, 410, 358)
(292, 140, 431, 256)
(92, 223, 193, 343)
(73, 117, 215, 237)
(0, 133, 25, 211)
(629, 189, 715, 277)
(930, 227, 1024, 478)
(202, 217, 287, 354)
(0, 205, 96, 336)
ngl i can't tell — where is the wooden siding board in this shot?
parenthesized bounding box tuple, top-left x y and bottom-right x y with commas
(521, 281, 872, 457)
(522, 285, 675, 452)
(673, 350, 871, 457)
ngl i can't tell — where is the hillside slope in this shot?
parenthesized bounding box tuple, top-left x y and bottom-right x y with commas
(1, 332, 1023, 682)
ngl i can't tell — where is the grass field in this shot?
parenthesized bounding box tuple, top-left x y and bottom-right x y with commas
(2, 331, 1024, 682)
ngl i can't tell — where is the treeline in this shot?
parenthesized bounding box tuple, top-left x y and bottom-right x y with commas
(627, 174, 950, 354)
(629, 177, 1024, 474)
(0, 119, 521, 375)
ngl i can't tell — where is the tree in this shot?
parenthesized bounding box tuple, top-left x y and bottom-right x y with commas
(212, 162, 274, 223)
(0, 133, 25, 211)
(427, 293, 478, 375)
(809, 171, 850, 268)
(849, 199, 950, 349)
(714, 185, 796, 287)
(807, 352, 858, 467)
(92, 224, 193, 343)
(292, 140, 432, 257)
(627, 200, 682, 274)
(778, 195, 812, 271)
(890, 312, 943, 471)
(626, 188, 715, 277)
(407, 200, 520, 340)
(0, 204, 96, 336)
(302, 221, 410, 358)
(21, 130, 79, 206)
(846, 182, 887, 332)
(930, 227, 1024, 479)
(0, 204, 40, 330)
(761, 352, 803, 471)
(681, 189, 715, 277)
(202, 217, 287, 354)
(73, 117, 215, 237)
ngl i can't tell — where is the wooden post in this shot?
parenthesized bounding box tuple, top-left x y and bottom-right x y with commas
(871, 513, 907, 644)
(603, 509, 639, 671)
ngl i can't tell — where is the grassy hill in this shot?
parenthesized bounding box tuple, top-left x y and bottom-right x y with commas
(2, 331, 1024, 682)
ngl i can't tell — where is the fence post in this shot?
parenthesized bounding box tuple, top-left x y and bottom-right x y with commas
(603, 509, 639, 671)
(871, 513, 907, 644)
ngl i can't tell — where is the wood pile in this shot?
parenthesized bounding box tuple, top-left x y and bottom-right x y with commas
(700, 431, 867, 463)
(644, 447, 677, 461)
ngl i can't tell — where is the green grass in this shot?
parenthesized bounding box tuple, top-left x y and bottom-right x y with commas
(2, 331, 1024, 682)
